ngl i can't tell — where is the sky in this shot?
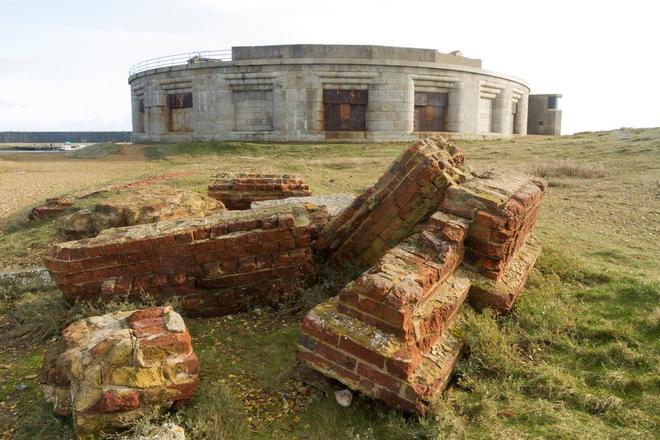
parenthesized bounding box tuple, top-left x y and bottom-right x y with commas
(1, 0, 658, 134)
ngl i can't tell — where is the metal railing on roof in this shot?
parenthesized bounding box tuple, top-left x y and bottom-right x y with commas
(128, 49, 232, 77)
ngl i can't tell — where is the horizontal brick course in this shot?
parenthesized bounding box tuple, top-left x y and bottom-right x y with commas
(440, 172, 546, 280)
(316, 137, 471, 264)
(44, 205, 315, 316)
(208, 173, 311, 210)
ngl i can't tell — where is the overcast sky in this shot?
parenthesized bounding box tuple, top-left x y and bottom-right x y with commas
(1, 0, 658, 134)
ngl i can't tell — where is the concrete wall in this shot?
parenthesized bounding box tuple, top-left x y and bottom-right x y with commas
(527, 94, 562, 136)
(128, 45, 530, 143)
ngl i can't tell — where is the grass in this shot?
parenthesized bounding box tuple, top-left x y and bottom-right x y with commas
(66, 142, 122, 159)
(530, 159, 607, 178)
(1, 127, 659, 438)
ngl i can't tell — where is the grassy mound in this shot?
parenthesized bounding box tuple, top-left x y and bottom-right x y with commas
(67, 142, 121, 159)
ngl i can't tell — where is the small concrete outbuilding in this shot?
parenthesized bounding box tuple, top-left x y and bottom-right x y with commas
(527, 94, 562, 135)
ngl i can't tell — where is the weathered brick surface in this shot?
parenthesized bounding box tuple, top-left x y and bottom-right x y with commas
(44, 205, 315, 316)
(208, 173, 311, 210)
(316, 137, 472, 264)
(56, 185, 224, 240)
(28, 197, 75, 220)
(337, 211, 469, 342)
(298, 297, 465, 414)
(299, 138, 548, 413)
(299, 209, 471, 413)
(40, 306, 198, 435)
(466, 234, 542, 313)
(440, 172, 546, 280)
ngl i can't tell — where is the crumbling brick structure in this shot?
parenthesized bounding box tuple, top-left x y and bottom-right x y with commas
(440, 172, 546, 280)
(208, 173, 312, 210)
(57, 185, 224, 241)
(44, 205, 315, 316)
(29, 197, 75, 220)
(315, 138, 471, 264)
(299, 212, 471, 412)
(41, 306, 198, 434)
(299, 137, 546, 412)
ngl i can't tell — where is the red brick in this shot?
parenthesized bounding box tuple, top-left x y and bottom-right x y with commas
(300, 315, 339, 346)
(338, 336, 387, 369)
(167, 380, 198, 401)
(376, 387, 420, 413)
(127, 307, 165, 326)
(314, 341, 356, 371)
(140, 332, 192, 355)
(97, 390, 140, 413)
(357, 363, 401, 392)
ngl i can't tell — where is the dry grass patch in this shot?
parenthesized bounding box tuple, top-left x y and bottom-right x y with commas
(530, 159, 607, 178)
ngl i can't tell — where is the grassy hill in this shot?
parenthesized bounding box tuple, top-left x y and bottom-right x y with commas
(0, 128, 658, 439)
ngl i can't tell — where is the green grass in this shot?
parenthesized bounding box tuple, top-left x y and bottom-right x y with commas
(66, 142, 121, 159)
(1, 128, 659, 438)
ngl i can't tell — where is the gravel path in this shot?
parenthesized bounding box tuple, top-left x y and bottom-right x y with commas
(251, 193, 355, 216)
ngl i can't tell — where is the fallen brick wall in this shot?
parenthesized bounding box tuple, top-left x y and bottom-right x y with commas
(440, 172, 546, 280)
(316, 137, 472, 264)
(41, 306, 198, 434)
(300, 139, 548, 413)
(299, 211, 471, 413)
(208, 173, 312, 210)
(56, 185, 224, 240)
(29, 197, 75, 220)
(337, 211, 469, 342)
(44, 205, 315, 316)
(465, 234, 542, 312)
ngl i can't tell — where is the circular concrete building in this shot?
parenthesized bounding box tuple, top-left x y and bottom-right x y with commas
(128, 44, 531, 142)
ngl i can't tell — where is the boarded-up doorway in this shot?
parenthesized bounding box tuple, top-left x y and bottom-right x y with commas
(323, 89, 367, 131)
(167, 92, 193, 132)
(414, 92, 447, 131)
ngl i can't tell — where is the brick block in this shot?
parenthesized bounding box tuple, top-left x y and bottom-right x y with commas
(41, 306, 198, 435)
(316, 137, 471, 264)
(208, 173, 312, 210)
(44, 205, 315, 316)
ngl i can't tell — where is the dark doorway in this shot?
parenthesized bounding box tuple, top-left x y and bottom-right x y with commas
(512, 101, 518, 134)
(414, 92, 447, 131)
(323, 89, 368, 131)
(167, 92, 193, 132)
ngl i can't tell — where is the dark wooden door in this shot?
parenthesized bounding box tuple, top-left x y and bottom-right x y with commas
(414, 92, 447, 131)
(323, 89, 368, 131)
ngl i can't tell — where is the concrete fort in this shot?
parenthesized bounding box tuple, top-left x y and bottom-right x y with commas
(128, 45, 535, 143)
